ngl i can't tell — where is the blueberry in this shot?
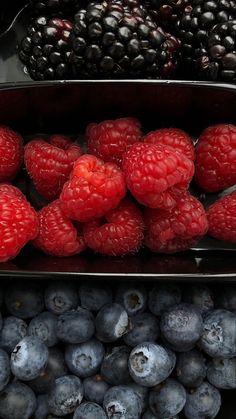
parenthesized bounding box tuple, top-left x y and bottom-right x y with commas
(101, 346, 131, 385)
(184, 382, 221, 419)
(29, 311, 58, 347)
(149, 378, 186, 418)
(5, 282, 44, 319)
(57, 308, 95, 344)
(34, 395, 49, 419)
(45, 281, 78, 315)
(65, 338, 105, 378)
(207, 358, 236, 389)
(115, 285, 147, 316)
(160, 303, 203, 352)
(48, 375, 83, 416)
(199, 309, 236, 358)
(0, 316, 28, 353)
(142, 410, 179, 418)
(128, 343, 172, 387)
(73, 402, 107, 419)
(95, 303, 130, 342)
(216, 287, 236, 311)
(148, 285, 181, 317)
(0, 382, 37, 419)
(0, 349, 10, 391)
(183, 285, 214, 314)
(11, 336, 49, 381)
(163, 346, 176, 375)
(175, 349, 206, 388)
(128, 383, 148, 413)
(103, 385, 142, 419)
(83, 375, 110, 404)
(78, 282, 112, 312)
(124, 313, 159, 347)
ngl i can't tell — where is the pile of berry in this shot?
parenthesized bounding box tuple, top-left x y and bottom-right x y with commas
(17, 0, 236, 82)
(1, 119, 236, 262)
(0, 280, 234, 419)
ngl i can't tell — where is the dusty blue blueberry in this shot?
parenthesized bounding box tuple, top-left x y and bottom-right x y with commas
(199, 309, 236, 358)
(48, 375, 83, 416)
(101, 346, 131, 385)
(128, 342, 172, 387)
(149, 378, 186, 418)
(128, 383, 148, 413)
(78, 283, 112, 312)
(175, 349, 206, 388)
(124, 313, 159, 347)
(160, 304, 203, 352)
(29, 311, 58, 347)
(115, 285, 147, 316)
(57, 308, 95, 344)
(143, 410, 179, 418)
(207, 358, 236, 389)
(0, 349, 10, 391)
(148, 286, 181, 317)
(184, 382, 221, 419)
(45, 282, 78, 315)
(83, 375, 110, 404)
(96, 303, 130, 342)
(11, 336, 49, 381)
(183, 286, 214, 314)
(103, 385, 142, 419)
(216, 287, 236, 311)
(34, 395, 49, 419)
(5, 282, 44, 319)
(73, 402, 107, 419)
(0, 382, 37, 419)
(65, 338, 105, 378)
(0, 316, 28, 353)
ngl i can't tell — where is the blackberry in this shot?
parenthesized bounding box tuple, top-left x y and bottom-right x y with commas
(70, 0, 180, 79)
(144, 0, 190, 28)
(30, 0, 81, 18)
(18, 16, 72, 80)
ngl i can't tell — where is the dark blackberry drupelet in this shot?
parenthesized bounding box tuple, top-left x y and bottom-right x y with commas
(18, 16, 72, 80)
(144, 0, 190, 28)
(29, 0, 81, 18)
(70, 0, 180, 79)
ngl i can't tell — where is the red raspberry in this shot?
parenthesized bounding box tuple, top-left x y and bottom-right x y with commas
(0, 184, 38, 262)
(195, 124, 236, 192)
(60, 154, 126, 222)
(144, 192, 208, 253)
(207, 192, 236, 243)
(33, 200, 86, 257)
(83, 198, 144, 256)
(144, 128, 195, 161)
(24, 135, 82, 201)
(122, 142, 194, 209)
(86, 117, 142, 166)
(0, 126, 23, 182)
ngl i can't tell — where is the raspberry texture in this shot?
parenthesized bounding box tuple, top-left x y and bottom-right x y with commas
(60, 154, 126, 222)
(144, 192, 208, 253)
(24, 135, 82, 201)
(122, 142, 194, 209)
(195, 124, 236, 193)
(144, 128, 195, 161)
(83, 198, 144, 256)
(0, 184, 38, 262)
(207, 192, 236, 243)
(86, 117, 142, 166)
(33, 200, 86, 256)
(0, 126, 23, 182)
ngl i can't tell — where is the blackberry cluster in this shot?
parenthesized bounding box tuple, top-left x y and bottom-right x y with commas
(29, 0, 81, 18)
(144, 0, 190, 28)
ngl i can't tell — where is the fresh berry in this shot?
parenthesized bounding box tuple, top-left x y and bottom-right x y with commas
(124, 312, 160, 347)
(65, 338, 105, 377)
(216, 286, 236, 311)
(122, 143, 194, 209)
(195, 124, 236, 192)
(34, 394, 49, 419)
(95, 303, 130, 342)
(86, 117, 142, 166)
(207, 192, 236, 243)
(0, 126, 23, 182)
(183, 285, 214, 313)
(184, 382, 221, 419)
(101, 346, 131, 385)
(148, 285, 182, 316)
(149, 378, 186, 418)
(28, 311, 58, 347)
(83, 375, 110, 405)
(115, 284, 147, 316)
(56, 307, 95, 344)
(83, 198, 144, 256)
(103, 385, 142, 419)
(0, 382, 37, 419)
(144, 192, 208, 253)
(5, 282, 44, 319)
(24, 135, 82, 200)
(73, 402, 108, 419)
(0, 316, 28, 353)
(45, 281, 79, 314)
(78, 282, 112, 313)
(145, 0, 189, 28)
(0, 350, 10, 392)
(48, 375, 84, 416)
(30, 0, 81, 18)
(60, 154, 126, 222)
(207, 358, 236, 390)
(32, 200, 86, 257)
(175, 349, 207, 388)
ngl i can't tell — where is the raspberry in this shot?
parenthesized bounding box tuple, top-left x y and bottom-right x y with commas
(0, 126, 23, 182)
(144, 192, 208, 253)
(24, 135, 82, 201)
(83, 198, 144, 256)
(122, 142, 194, 209)
(86, 117, 142, 166)
(144, 128, 195, 161)
(0, 184, 38, 262)
(60, 154, 126, 222)
(207, 192, 236, 243)
(33, 200, 86, 257)
(195, 124, 236, 193)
